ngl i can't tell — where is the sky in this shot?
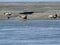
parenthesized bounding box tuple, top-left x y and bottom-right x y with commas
(0, 0, 60, 2)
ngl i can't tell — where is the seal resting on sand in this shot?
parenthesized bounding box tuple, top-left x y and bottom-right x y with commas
(20, 11, 34, 15)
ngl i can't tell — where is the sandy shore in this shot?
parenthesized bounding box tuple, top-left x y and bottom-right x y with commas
(0, 2, 60, 20)
(0, 10, 60, 20)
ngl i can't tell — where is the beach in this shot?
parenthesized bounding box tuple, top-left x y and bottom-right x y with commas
(0, 2, 60, 20)
(0, 2, 60, 45)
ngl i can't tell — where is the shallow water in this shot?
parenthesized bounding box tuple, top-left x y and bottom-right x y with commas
(1, 6, 60, 10)
(0, 20, 60, 45)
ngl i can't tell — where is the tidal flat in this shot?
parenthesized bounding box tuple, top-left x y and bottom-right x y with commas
(0, 2, 60, 20)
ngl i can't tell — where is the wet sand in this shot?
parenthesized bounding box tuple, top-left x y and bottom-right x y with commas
(0, 2, 60, 20)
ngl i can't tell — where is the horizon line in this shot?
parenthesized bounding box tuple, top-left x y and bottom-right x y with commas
(0, 1, 60, 2)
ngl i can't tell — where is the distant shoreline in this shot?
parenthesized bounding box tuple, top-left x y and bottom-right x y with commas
(0, 2, 60, 6)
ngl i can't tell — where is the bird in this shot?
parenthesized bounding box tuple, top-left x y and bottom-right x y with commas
(19, 15, 27, 19)
(4, 12, 12, 19)
(48, 14, 57, 19)
(4, 12, 12, 16)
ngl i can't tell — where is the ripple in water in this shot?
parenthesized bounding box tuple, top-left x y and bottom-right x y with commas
(0, 20, 60, 45)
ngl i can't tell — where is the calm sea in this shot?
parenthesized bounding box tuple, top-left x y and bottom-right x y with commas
(1, 6, 60, 10)
(0, 20, 60, 45)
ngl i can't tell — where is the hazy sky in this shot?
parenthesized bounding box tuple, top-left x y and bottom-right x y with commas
(0, 0, 60, 2)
